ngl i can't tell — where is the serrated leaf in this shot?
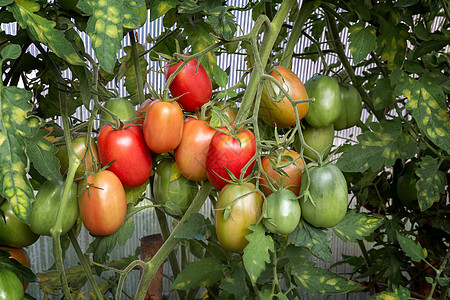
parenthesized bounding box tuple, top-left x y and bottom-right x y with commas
(174, 213, 210, 240)
(415, 156, 446, 211)
(289, 262, 360, 295)
(122, 0, 146, 29)
(219, 257, 250, 298)
(372, 78, 395, 110)
(124, 181, 148, 205)
(336, 119, 417, 172)
(205, 6, 236, 40)
(391, 69, 450, 154)
(0, 249, 37, 285)
(396, 232, 425, 262)
(0, 85, 39, 222)
(378, 21, 409, 70)
(333, 210, 383, 242)
(86, 219, 135, 263)
(288, 221, 332, 262)
(243, 224, 274, 284)
(24, 129, 62, 183)
(212, 63, 228, 88)
(8, 0, 84, 66)
(78, 0, 124, 73)
(172, 257, 223, 290)
(0, 44, 21, 60)
(348, 23, 376, 64)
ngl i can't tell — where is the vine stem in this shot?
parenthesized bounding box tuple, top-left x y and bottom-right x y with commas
(132, 182, 213, 300)
(426, 247, 450, 300)
(129, 31, 146, 105)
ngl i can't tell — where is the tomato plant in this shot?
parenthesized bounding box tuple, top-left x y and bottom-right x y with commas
(98, 123, 152, 187)
(0, 268, 24, 300)
(333, 84, 362, 130)
(134, 98, 153, 125)
(206, 128, 256, 190)
(164, 58, 212, 112)
(215, 183, 263, 251)
(142, 100, 184, 153)
(0, 201, 39, 248)
(263, 189, 301, 235)
(1, 246, 31, 290)
(174, 118, 217, 181)
(78, 170, 127, 236)
(260, 149, 304, 196)
(300, 163, 348, 228)
(396, 161, 419, 209)
(29, 180, 79, 235)
(100, 98, 136, 127)
(297, 123, 335, 161)
(259, 66, 309, 128)
(153, 159, 198, 216)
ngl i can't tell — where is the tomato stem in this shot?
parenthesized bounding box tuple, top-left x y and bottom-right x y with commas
(129, 31, 146, 105)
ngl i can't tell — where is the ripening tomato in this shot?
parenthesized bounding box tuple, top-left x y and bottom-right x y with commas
(78, 170, 127, 236)
(165, 58, 212, 112)
(260, 149, 304, 196)
(174, 118, 216, 181)
(98, 123, 152, 187)
(215, 183, 263, 251)
(134, 98, 153, 125)
(263, 189, 301, 235)
(142, 100, 184, 153)
(259, 66, 309, 128)
(206, 128, 256, 190)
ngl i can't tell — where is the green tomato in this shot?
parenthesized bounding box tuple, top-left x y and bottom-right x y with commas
(304, 75, 342, 128)
(30, 180, 79, 236)
(396, 162, 419, 209)
(153, 159, 198, 216)
(334, 84, 362, 130)
(100, 98, 136, 128)
(300, 124, 335, 161)
(263, 189, 301, 235)
(0, 268, 24, 300)
(0, 201, 39, 248)
(300, 163, 348, 228)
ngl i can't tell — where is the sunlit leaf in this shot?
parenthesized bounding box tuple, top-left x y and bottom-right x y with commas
(333, 210, 383, 242)
(149, 0, 178, 22)
(370, 285, 411, 300)
(243, 224, 274, 284)
(288, 220, 332, 262)
(124, 181, 148, 205)
(172, 257, 223, 290)
(0, 44, 21, 60)
(122, 0, 146, 29)
(415, 156, 446, 211)
(348, 23, 376, 64)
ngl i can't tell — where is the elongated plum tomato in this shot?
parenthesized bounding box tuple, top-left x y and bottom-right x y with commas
(0, 201, 39, 248)
(174, 118, 216, 181)
(259, 66, 309, 128)
(143, 100, 184, 153)
(98, 123, 152, 187)
(164, 58, 212, 112)
(206, 128, 256, 190)
(263, 189, 301, 235)
(134, 98, 153, 125)
(0, 268, 23, 300)
(215, 183, 263, 251)
(260, 149, 304, 196)
(78, 170, 127, 235)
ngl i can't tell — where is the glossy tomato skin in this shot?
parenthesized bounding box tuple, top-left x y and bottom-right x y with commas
(165, 58, 212, 112)
(304, 75, 342, 128)
(134, 98, 153, 125)
(260, 66, 309, 128)
(174, 118, 216, 181)
(0, 268, 24, 300)
(263, 189, 301, 235)
(98, 123, 152, 187)
(153, 159, 198, 216)
(260, 149, 304, 196)
(143, 100, 184, 153)
(0, 201, 39, 248)
(215, 183, 263, 251)
(100, 98, 136, 128)
(297, 124, 335, 161)
(30, 180, 79, 236)
(334, 84, 362, 130)
(1, 246, 31, 290)
(78, 170, 127, 236)
(206, 128, 256, 190)
(300, 163, 348, 228)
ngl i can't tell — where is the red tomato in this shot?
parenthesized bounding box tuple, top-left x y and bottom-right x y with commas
(98, 123, 152, 187)
(206, 128, 256, 190)
(260, 149, 304, 196)
(174, 118, 217, 181)
(78, 170, 127, 235)
(164, 58, 212, 112)
(134, 98, 153, 125)
(143, 100, 184, 153)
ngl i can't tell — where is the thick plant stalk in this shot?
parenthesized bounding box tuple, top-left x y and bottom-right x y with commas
(129, 32, 146, 105)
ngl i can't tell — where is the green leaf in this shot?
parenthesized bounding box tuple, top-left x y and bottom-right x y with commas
(123, 0, 146, 29)
(86, 219, 135, 264)
(391, 69, 450, 154)
(0, 44, 21, 61)
(348, 23, 377, 64)
(219, 257, 250, 298)
(413, 38, 450, 60)
(370, 285, 411, 300)
(372, 78, 395, 110)
(149, 0, 178, 22)
(415, 156, 446, 211)
(333, 210, 383, 242)
(432, 217, 450, 235)
(0, 86, 39, 223)
(24, 129, 62, 183)
(8, 0, 85, 66)
(70, 65, 93, 108)
(212, 63, 228, 88)
(178, 0, 203, 14)
(288, 220, 332, 262)
(243, 224, 274, 284)
(174, 213, 211, 240)
(118, 44, 149, 104)
(172, 257, 223, 290)
(205, 6, 237, 40)
(378, 20, 409, 70)
(124, 181, 148, 205)
(78, 0, 124, 73)
(289, 262, 360, 295)
(0, 0, 14, 5)
(396, 232, 425, 262)
(336, 119, 417, 172)
(0, 249, 37, 285)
